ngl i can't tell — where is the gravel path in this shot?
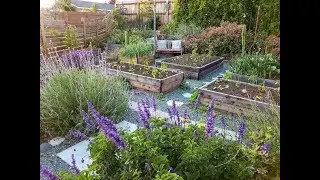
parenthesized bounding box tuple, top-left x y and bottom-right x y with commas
(41, 62, 243, 174)
(40, 139, 79, 174)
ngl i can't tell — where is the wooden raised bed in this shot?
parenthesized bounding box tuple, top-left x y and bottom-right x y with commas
(229, 72, 279, 88)
(105, 62, 184, 93)
(199, 78, 280, 115)
(156, 55, 225, 80)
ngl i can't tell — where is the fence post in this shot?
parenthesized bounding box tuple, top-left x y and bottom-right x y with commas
(137, 2, 140, 26)
(40, 19, 47, 54)
(82, 17, 86, 47)
(96, 19, 98, 38)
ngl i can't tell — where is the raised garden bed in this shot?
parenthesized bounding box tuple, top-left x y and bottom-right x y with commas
(156, 54, 225, 80)
(199, 78, 280, 115)
(229, 72, 279, 87)
(106, 62, 184, 93)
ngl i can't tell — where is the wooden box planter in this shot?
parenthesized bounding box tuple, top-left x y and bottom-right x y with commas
(105, 62, 184, 93)
(229, 72, 279, 88)
(199, 78, 280, 115)
(156, 55, 225, 80)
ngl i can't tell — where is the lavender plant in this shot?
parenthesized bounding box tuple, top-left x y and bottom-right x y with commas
(70, 154, 80, 175)
(88, 101, 126, 149)
(40, 69, 130, 137)
(40, 165, 58, 180)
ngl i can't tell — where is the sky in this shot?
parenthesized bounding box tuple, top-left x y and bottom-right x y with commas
(40, 0, 109, 8)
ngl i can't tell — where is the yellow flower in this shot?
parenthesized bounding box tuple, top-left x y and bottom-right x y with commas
(181, 116, 190, 123)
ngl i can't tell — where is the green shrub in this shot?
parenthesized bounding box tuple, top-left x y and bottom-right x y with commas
(56, 102, 280, 180)
(107, 29, 126, 44)
(130, 28, 153, 39)
(172, 0, 279, 35)
(244, 107, 280, 179)
(85, 37, 105, 50)
(120, 41, 153, 60)
(107, 28, 153, 45)
(40, 69, 130, 137)
(86, 118, 253, 180)
(166, 23, 204, 40)
(230, 53, 280, 79)
(112, 7, 128, 29)
(145, 16, 161, 30)
(64, 25, 80, 49)
(184, 22, 242, 56)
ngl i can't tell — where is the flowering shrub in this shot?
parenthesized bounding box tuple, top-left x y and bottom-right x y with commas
(40, 69, 130, 137)
(184, 22, 243, 56)
(51, 99, 279, 180)
(266, 35, 280, 61)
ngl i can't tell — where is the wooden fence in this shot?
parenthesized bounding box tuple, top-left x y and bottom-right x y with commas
(115, 0, 173, 26)
(40, 11, 114, 56)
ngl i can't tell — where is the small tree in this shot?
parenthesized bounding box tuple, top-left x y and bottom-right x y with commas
(56, 0, 76, 11)
(90, 3, 98, 12)
(64, 25, 79, 49)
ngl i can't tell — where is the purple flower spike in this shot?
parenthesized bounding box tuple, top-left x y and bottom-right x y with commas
(167, 108, 173, 121)
(176, 110, 181, 127)
(207, 98, 215, 117)
(82, 110, 95, 131)
(138, 102, 150, 129)
(260, 142, 271, 152)
(145, 98, 151, 108)
(142, 101, 151, 119)
(220, 116, 226, 129)
(88, 101, 101, 122)
(70, 130, 88, 141)
(204, 98, 216, 139)
(168, 167, 174, 172)
(70, 154, 80, 175)
(194, 94, 201, 107)
(151, 96, 157, 112)
(238, 121, 246, 142)
(183, 111, 191, 121)
(171, 100, 178, 115)
(40, 165, 58, 180)
(204, 114, 216, 139)
(88, 102, 126, 148)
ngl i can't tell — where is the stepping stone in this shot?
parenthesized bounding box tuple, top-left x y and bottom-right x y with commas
(166, 100, 184, 107)
(151, 109, 169, 118)
(48, 137, 65, 146)
(57, 138, 94, 171)
(40, 143, 52, 153)
(116, 121, 138, 133)
(128, 101, 139, 111)
(182, 93, 192, 98)
(215, 128, 237, 141)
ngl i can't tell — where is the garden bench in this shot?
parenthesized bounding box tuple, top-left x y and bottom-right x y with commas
(156, 40, 183, 56)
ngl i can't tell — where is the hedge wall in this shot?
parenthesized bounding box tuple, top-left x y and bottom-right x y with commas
(172, 0, 279, 35)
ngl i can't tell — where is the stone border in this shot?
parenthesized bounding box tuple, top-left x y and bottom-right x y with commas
(155, 56, 225, 80)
